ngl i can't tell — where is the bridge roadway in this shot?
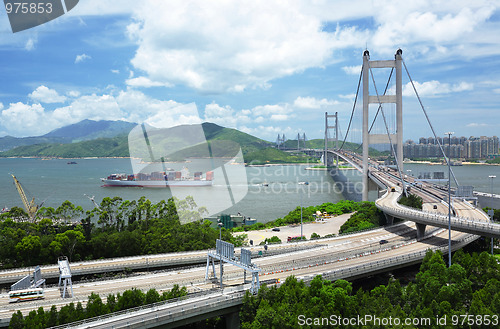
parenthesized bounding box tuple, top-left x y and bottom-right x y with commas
(0, 241, 340, 286)
(0, 214, 476, 327)
(331, 150, 498, 238)
(0, 150, 488, 327)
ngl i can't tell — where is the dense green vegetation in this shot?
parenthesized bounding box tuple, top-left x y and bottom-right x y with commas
(232, 200, 362, 232)
(0, 136, 129, 158)
(338, 202, 386, 234)
(485, 157, 500, 164)
(245, 148, 316, 165)
(483, 207, 500, 221)
(231, 200, 386, 236)
(398, 194, 424, 210)
(9, 285, 187, 329)
(240, 249, 500, 328)
(0, 197, 236, 269)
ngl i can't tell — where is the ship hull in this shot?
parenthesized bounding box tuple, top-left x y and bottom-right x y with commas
(101, 179, 212, 188)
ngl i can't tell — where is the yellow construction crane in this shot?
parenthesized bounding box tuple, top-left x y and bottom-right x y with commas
(11, 174, 38, 222)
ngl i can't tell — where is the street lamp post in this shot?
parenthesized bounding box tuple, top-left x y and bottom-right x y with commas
(445, 132, 454, 267)
(299, 182, 309, 240)
(489, 175, 496, 197)
(489, 175, 496, 255)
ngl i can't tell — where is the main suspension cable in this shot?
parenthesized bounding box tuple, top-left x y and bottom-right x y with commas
(402, 59, 459, 187)
(339, 65, 363, 151)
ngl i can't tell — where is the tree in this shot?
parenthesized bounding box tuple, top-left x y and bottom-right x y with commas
(46, 305, 59, 327)
(55, 200, 83, 223)
(116, 288, 145, 311)
(15, 235, 41, 265)
(145, 288, 161, 304)
(86, 292, 107, 317)
(9, 311, 25, 329)
(54, 230, 85, 261)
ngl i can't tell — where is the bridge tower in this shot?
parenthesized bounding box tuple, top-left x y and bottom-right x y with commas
(276, 134, 287, 149)
(324, 112, 339, 167)
(297, 133, 306, 151)
(362, 50, 403, 201)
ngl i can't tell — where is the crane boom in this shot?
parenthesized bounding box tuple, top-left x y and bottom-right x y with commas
(11, 174, 38, 221)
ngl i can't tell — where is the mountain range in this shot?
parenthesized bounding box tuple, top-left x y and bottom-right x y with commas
(0, 120, 379, 162)
(0, 120, 279, 159)
(0, 120, 137, 152)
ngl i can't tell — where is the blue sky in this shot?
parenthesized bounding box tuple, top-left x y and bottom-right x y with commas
(0, 0, 499, 143)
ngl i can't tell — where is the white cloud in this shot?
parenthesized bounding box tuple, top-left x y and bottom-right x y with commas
(1, 103, 47, 136)
(144, 103, 202, 129)
(370, 1, 497, 58)
(239, 125, 294, 141)
(24, 38, 36, 51)
(294, 96, 338, 109)
(126, 76, 172, 88)
(126, 0, 336, 93)
(342, 65, 362, 75)
(402, 80, 474, 97)
(111, 69, 120, 74)
(67, 90, 81, 98)
(75, 54, 91, 64)
(494, 88, 500, 94)
(29, 86, 67, 103)
(466, 123, 489, 127)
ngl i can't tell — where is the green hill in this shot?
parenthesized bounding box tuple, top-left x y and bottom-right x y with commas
(0, 123, 273, 159)
(0, 120, 136, 152)
(0, 123, 383, 163)
(0, 136, 129, 158)
(244, 148, 315, 165)
(283, 138, 389, 157)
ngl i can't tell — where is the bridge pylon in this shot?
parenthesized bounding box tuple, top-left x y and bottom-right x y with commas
(324, 112, 339, 167)
(362, 49, 403, 201)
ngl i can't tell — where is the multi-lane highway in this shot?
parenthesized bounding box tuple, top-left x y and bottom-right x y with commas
(0, 150, 491, 327)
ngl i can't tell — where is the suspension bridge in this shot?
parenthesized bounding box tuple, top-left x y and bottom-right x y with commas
(0, 49, 497, 328)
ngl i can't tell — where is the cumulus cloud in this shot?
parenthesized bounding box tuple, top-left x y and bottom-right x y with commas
(1, 90, 177, 136)
(402, 80, 474, 97)
(294, 96, 339, 109)
(126, 0, 336, 93)
(1, 103, 47, 136)
(29, 86, 67, 103)
(75, 54, 91, 63)
(370, 1, 497, 58)
(239, 125, 295, 141)
(126, 76, 172, 88)
(342, 65, 362, 75)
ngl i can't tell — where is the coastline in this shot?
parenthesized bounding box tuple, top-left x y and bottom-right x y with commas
(403, 159, 499, 166)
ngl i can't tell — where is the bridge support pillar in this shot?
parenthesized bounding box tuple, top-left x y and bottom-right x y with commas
(226, 311, 240, 329)
(416, 223, 426, 239)
(384, 214, 394, 226)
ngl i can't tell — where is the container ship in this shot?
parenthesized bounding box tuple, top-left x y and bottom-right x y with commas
(101, 168, 213, 187)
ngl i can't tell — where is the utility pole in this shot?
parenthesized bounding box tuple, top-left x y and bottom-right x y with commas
(445, 131, 454, 267)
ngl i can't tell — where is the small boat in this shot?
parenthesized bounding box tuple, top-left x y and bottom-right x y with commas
(67, 161, 77, 164)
